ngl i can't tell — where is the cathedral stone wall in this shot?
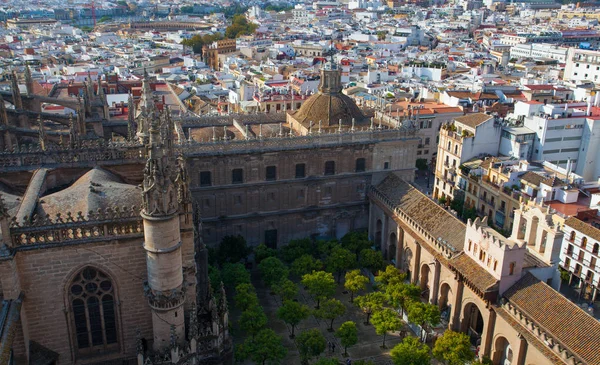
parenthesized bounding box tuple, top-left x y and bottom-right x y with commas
(188, 142, 416, 247)
(3, 238, 152, 364)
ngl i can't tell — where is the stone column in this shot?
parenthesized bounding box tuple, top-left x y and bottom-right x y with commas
(450, 279, 464, 331)
(413, 243, 421, 285)
(430, 260, 441, 305)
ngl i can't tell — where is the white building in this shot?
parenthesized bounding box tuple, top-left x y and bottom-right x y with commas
(564, 48, 600, 83)
(509, 43, 568, 62)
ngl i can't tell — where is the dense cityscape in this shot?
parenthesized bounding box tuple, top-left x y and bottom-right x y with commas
(0, 0, 599, 364)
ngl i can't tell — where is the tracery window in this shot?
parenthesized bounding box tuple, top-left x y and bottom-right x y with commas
(69, 267, 119, 355)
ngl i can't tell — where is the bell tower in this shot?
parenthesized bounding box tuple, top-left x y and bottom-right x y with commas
(141, 109, 186, 351)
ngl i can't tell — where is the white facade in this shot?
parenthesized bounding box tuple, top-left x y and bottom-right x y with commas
(564, 48, 600, 83)
(509, 43, 568, 62)
(560, 219, 600, 301)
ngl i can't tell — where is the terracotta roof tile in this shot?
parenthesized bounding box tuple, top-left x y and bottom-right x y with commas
(454, 113, 493, 129)
(503, 273, 600, 365)
(374, 174, 465, 251)
(449, 252, 499, 293)
(564, 217, 600, 243)
(520, 171, 545, 186)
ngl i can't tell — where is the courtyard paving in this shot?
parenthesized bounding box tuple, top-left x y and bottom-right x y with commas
(230, 271, 413, 365)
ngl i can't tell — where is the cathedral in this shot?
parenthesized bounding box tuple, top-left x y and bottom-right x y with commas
(0, 64, 418, 364)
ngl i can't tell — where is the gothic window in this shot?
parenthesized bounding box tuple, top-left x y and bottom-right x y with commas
(232, 168, 243, 184)
(69, 267, 119, 355)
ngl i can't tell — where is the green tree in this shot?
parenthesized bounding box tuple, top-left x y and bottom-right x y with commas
(407, 301, 441, 342)
(239, 305, 267, 338)
(341, 231, 372, 255)
(416, 158, 428, 171)
(317, 239, 338, 257)
(254, 243, 277, 264)
(371, 308, 403, 348)
(376, 265, 405, 288)
(291, 254, 323, 278)
(359, 249, 385, 273)
(390, 336, 431, 365)
(377, 31, 387, 40)
(314, 298, 346, 331)
(336, 321, 358, 356)
(344, 269, 369, 302)
(238, 328, 287, 365)
(326, 247, 357, 283)
(277, 300, 311, 338)
(208, 265, 222, 296)
(354, 292, 386, 325)
(216, 235, 250, 265)
(385, 282, 420, 316)
(221, 263, 250, 289)
(234, 283, 258, 311)
(301, 271, 336, 308)
(280, 238, 312, 263)
(98, 15, 112, 23)
(272, 278, 298, 302)
(180, 5, 194, 13)
(297, 328, 327, 365)
(258, 256, 289, 287)
(224, 14, 258, 39)
(432, 330, 475, 365)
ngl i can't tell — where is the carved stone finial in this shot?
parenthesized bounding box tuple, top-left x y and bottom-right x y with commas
(136, 329, 144, 354)
(170, 325, 178, 348)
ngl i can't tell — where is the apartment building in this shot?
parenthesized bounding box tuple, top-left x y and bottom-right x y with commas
(560, 215, 600, 302)
(434, 113, 502, 200)
(564, 48, 600, 83)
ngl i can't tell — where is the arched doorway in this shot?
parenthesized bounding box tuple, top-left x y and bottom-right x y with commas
(389, 232, 397, 262)
(461, 302, 485, 347)
(420, 264, 430, 300)
(375, 219, 382, 248)
(403, 247, 413, 281)
(492, 336, 513, 365)
(439, 283, 452, 323)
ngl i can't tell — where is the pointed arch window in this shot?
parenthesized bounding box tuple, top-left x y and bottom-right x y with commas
(69, 267, 119, 355)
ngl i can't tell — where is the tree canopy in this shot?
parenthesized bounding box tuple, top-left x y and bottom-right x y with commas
(234, 283, 259, 311)
(344, 269, 369, 302)
(359, 249, 385, 273)
(277, 300, 311, 338)
(224, 14, 258, 39)
(385, 282, 420, 315)
(354, 291, 386, 324)
(272, 278, 298, 302)
(239, 305, 267, 338)
(407, 301, 441, 342)
(376, 265, 406, 288)
(221, 262, 250, 289)
(297, 328, 327, 365)
(301, 271, 336, 308)
(340, 231, 372, 255)
(254, 243, 277, 264)
(326, 247, 357, 283)
(214, 235, 250, 265)
(371, 308, 403, 348)
(280, 238, 313, 263)
(291, 254, 323, 278)
(336, 321, 358, 356)
(238, 328, 287, 365)
(181, 33, 224, 54)
(390, 336, 431, 365)
(432, 330, 475, 365)
(258, 256, 289, 287)
(314, 298, 346, 331)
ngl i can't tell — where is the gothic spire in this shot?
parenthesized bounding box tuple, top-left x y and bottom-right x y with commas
(37, 116, 46, 151)
(24, 65, 33, 96)
(11, 70, 22, 110)
(127, 93, 135, 141)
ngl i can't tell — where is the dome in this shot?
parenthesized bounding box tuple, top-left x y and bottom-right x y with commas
(289, 66, 366, 129)
(290, 92, 366, 128)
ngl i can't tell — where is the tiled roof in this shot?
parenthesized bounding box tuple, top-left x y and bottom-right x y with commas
(374, 174, 465, 251)
(520, 171, 545, 186)
(454, 113, 493, 129)
(494, 307, 565, 365)
(541, 175, 566, 188)
(503, 273, 600, 365)
(449, 252, 499, 293)
(564, 217, 600, 243)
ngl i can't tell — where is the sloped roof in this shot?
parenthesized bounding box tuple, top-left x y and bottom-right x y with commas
(503, 273, 600, 365)
(37, 167, 141, 218)
(374, 173, 465, 251)
(564, 217, 600, 243)
(449, 252, 499, 293)
(520, 171, 545, 186)
(454, 113, 493, 129)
